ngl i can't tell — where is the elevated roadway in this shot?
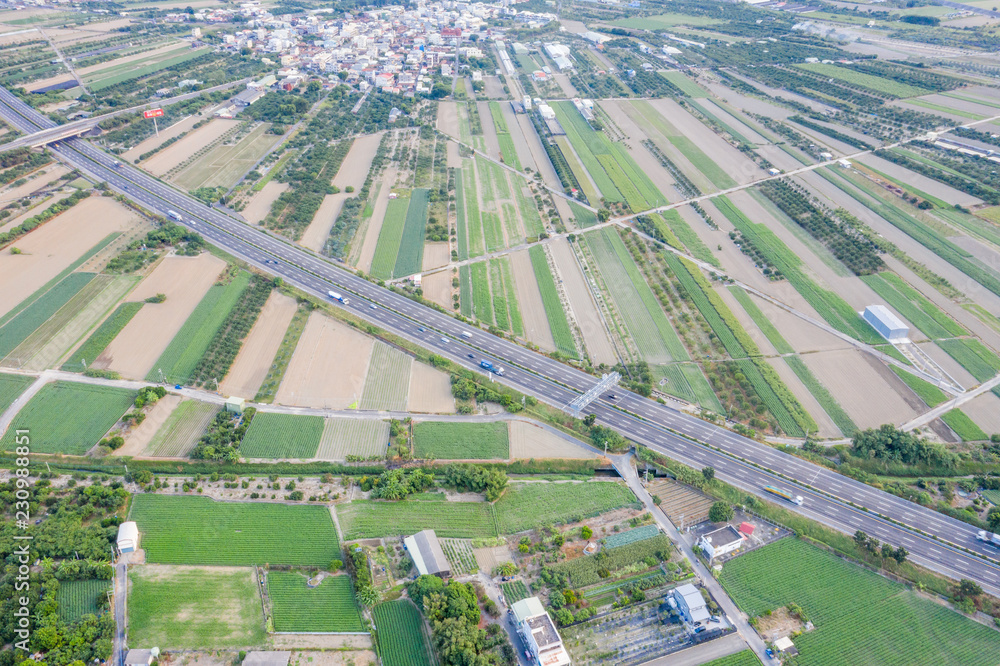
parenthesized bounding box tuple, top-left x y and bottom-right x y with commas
(2, 85, 1000, 595)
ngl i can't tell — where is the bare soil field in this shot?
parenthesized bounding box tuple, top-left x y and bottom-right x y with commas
(289, 650, 375, 666)
(299, 132, 383, 251)
(437, 102, 461, 141)
(300, 192, 350, 252)
(857, 153, 982, 207)
(242, 181, 288, 224)
(274, 312, 373, 409)
(141, 119, 238, 175)
(802, 349, 919, 428)
(961, 392, 1000, 433)
(479, 101, 502, 163)
(647, 478, 714, 525)
(121, 114, 201, 161)
(422, 269, 453, 310)
(473, 544, 514, 572)
(0, 165, 68, 200)
(96, 253, 226, 378)
(549, 238, 618, 365)
(598, 100, 679, 202)
(740, 289, 846, 354)
(766, 357, 841, 438)
(509, 249, 556, 352)
(407, 361, 455, 413)
(117, 394, 183, 457)
(516, 114, 562, 191)
(0, 196, 139, 319)
(500, 103, 536, 172)
(510, 419, 598, 459)
(423, 242, 450, 271)
(356, 167, 396, 271)
(916, 341, 979, 389)
(447, 140, 462, 168)
(219, 291, 297, 398)
(646, 98, 760, 185)
(699, 99, 769, 144)
(1, 197, 62, 235)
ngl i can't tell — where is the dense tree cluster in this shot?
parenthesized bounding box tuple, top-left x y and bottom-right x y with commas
(851, 424, 958, 470)
(358, 468, 435, 500)
(439, 465, 508, 502)
(190, 408, 257, 460)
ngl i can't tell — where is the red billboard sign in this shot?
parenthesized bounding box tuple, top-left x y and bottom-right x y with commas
(143, 108, 164, 119)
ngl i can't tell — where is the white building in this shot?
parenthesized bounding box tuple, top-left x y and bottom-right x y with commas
(117, 521, 139, 553)
(672, 584, 710, 626)
(698, 525, 745, 560)
(512, 597, 571, 666)
(863, 305, 909, 342)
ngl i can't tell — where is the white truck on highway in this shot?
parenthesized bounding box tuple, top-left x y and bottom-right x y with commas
(977, 530, 1000, 547)
(764, 484, 803, 506)
(167, 210, 183, 222)
(328, 290, 350, 305)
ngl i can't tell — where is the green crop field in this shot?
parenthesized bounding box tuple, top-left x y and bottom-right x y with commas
(128, 565, 265, 649)
(371, 194, 411, 280)
(587, 228, 688, 364)
(57, 579, 111, 623)
(612, 13, 722, 28)
(373, 600, 434, 666)
(89, 47, 211, 91)
(174, 123, 279, 190)
(317, 418, 389, 460)
(719, 538, 1000, 665)
(459, 265, 473, 317)
(659, 71, 708, 97)
(394, 188, 430, 277)
(463, 168, 484, 257)
(131, 494, 340, 565)
(441, 538, 478, 574)
(658, 210, 719, 267)
(488, 260, 511, 331)
(268, 573, 364, 632)
(471, 262, 493, 325)
(1, 381, 134, 454)
(529, 246, 576, 357)
(501, 580, 530, 603)
(552, 535, 672, 587)
(0, 373, 33, 414)
(147, 271, 251, 384)
(890, 366, 948, 407)
(653, 363, 723, 412)
(938, 338, 1000, 384)
(0, 272, 95, 361)
(240, 412, 324, 458)
(144, 399, 218, 457)
(359, 343, 411, 411)
(555, 136, 602, 206)
(603, 524, 660, 549)
(456, 169, 469, 260)
(941, 409, 988, 441)
(702, 651, 761, 666)
(495, 482, 638, 534)
(413, 421, 509, 459)
(796, 63, 929, 98)
(728, 287, 794, 355)
(498, 258, 523, 336)
(337, 499, 498, 539)
(62, 301, 143, 371)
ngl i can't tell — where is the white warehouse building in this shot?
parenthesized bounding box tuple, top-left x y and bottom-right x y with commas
(117, 521, 139, 554)
(863, 305, 909, 342)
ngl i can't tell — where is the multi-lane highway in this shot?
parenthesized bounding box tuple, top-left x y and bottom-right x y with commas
(3, 85, 1000, 593)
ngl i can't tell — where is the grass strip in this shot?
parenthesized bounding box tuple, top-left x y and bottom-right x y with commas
(529, 245, 576, 357)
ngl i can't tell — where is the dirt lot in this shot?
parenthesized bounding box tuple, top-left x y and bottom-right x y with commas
(765, 356, 841, 438)
(141, 119, 238, 175)
(437, 102, 460, 140)
(97, 253, 226, 379)
(117, 394, 183, 457)
(423, 242, 450, 271)
(407, 361, 455, 413)
(0, 195, 140, 319)
(961, 392, 1000, 434)
(802, 349, 919, 428)
(0, 165, 69, 201)
(356, 167, 397, 271)
(509, 249, 556, 352)
(122, 114, 201, 161)
(510, 419, 599, 459)
(548, 238, 618, 365)
(242, 181, 288, 224)
(300, 192, 350, 251)
(219, 291, 297, 398)
(647, 478, 715, 526)
(422, 269, 453, 309)
(274, 312, 373, 409)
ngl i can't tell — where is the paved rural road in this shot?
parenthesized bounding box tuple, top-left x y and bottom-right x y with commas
(3, 87, 1000, 595)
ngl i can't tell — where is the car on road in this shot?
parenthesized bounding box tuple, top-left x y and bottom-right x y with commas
(418, 327, 426, 332)
(369, 303, 377, 310)
(467, 353, 475, 359)
(264, 259, 278, 265)
(440, 337, 449, 343)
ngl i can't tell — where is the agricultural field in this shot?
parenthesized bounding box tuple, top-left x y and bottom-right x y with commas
(552, 535, 673, 587)
(0, 381, 134, 455)
(143, 399, 217, 457)
(172, 123, 279, 191)
(61, 301, 143, 372)
(128, 565, 265, 649)
(440, 538, 478, 575)
(719, 538, 1000, 665)
(0, 272, 95, 362)
(412, 421, 510, 459)
(393, 187, 430, 277)
(316, 418, 389, 460)
(528, 246, 576, 357)
(337, 499, 498, 540)
(56, 579, 111, 623)
(370, 193, 412, 280)
(501, 580, 530, 603)
(494, 482, 639, 534)
(359, 342, 411, 411)
(240, 412, 324, 459)
(795, 63, 929, 98)
(0, 372, 33, 414)
(220, 291, 298, 399)
(146, 270, 251, 385)
(88, 47, 211, 91)
(659, 71, 708, 98)
(702, 652, 761, 666)
(130, 494, 340, 565)
(268, 572, 364, 632)
(860, 273, 965, 340)
(372, 600, 434, 666)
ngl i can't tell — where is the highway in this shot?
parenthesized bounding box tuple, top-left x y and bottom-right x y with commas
(3, 85, 1000, 593)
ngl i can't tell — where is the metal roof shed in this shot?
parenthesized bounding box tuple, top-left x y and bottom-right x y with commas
(117, 521, 139, 553)
(404, 529, 451, 577)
